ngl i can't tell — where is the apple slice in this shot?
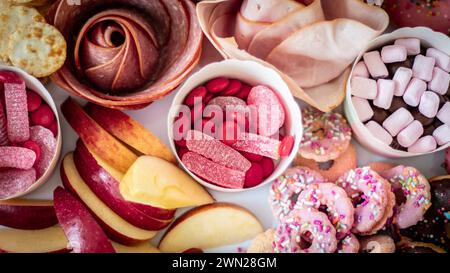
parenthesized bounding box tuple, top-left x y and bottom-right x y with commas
(158, 203, 263, 252)
(120, 156, 214, 210)
(0, 199, 57, 230)
(74, 139, 174, 229)
(112, 242, 160, 253)
(85, 103, 176, 163)
(61, 153, 157, 245)
(61, 98, 137, 173)
(0, 226, 69, 253)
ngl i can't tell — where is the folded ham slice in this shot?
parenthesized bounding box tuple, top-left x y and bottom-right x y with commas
(197, 0, 389, 112)
(48, 0, 202, 109)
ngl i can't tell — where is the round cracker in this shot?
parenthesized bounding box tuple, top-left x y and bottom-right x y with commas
(8, 21, 66, 78)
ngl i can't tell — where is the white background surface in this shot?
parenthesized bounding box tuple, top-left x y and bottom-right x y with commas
(16, 41, 447, 253)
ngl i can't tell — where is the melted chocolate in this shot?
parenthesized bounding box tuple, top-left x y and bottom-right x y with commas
(389, 97, 409, 113)
(386, 58, 413, 77)
(372, 107, 390, 124)
(411, 109, 434, 127)
(390, 138, 407, 151)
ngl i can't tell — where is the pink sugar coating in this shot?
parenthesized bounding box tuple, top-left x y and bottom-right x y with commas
(29, 126, 56, 178)
(231, 132, 281, 159)
(208, 96, 246, 110)
(0, 146, 36, 169)
(0, 102, 8, 146)
(4, 82, 29, 143)
(0, 168, 36, 199)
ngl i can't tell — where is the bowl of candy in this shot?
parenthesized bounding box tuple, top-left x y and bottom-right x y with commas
(168, 60, 302, 192)
(345, 27, 450, 157)
(0, 65, 62, 200)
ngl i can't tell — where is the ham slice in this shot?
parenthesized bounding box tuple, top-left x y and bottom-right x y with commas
(48, 0, 202, 109)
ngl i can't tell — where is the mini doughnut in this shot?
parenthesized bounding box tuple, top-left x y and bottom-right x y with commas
(368, 162, 396, 174)
(294, 143, 357, 182)
(299, 107, 352, 162)
(336, 167, 392, 234)
(396, 239, 446, 253)
(337, 233, 360, 253)
(274, 208, 337, 253)
(270, 167, 326, 220)
(298, 183, 354, 239)
(360, 235, 396, 253)
(247, 229, 275, 253)
(381, 166, 432, 229)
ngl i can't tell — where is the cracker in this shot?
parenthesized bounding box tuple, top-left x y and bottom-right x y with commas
(8, 21, 66, 77)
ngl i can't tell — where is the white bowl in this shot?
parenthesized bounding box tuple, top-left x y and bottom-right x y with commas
(167, 59, 303, 192)
(0, 65, 62, 200)
(344, 27, 450, 158)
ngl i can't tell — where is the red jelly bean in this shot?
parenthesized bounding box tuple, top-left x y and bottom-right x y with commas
(173, 112, 190, 146)
(190, 102, 205, 124)
(204, 93, 214, 104)
(26, 90, 42, 112)
(236, 84, 252, 99)
(21, 140, 42, 163)
(229, 111, 249, 132)
(245, 163, 264, 188)
(177, 147, 189, 159)
(279, 135, 295, 157)
(185, 86, 207, 107)
(260, 157, 275, 178)
(219, 121, 241, 146)
(195, 118, 217, 137)
(241, 151, 263, 162)
(48, 121, 58, 137)
(220, 79, 242, 96)
(30, 104, 55, 127)
(206, 77, 229, 93)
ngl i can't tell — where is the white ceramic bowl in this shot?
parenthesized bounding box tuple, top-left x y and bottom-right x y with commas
(167, 59, 303, 192)
(0, 65, 62, 200)
(344, 27, 450, 158)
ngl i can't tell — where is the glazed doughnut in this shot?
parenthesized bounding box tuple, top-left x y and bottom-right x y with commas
(299, 107, 352, 162)
(396, 239, 447, 253)
(381, 166, 432, 229)
(274, 208, 337, 253)
(336, 167, 393, 234)
(295, 143, 357, 182)
(298, 183, 354, 239)
(360, 235, 396, 253)
(247, 229, 275, 253)
(368, 162, 395, 174)
(337, 233, 360, 253)
(269, 167, 326, 220)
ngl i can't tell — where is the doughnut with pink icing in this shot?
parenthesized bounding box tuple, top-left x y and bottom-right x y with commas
(381, 166, 432, 229)
(269, 167, 326, 220)
(337, 233, 360, 253)
(298, 107, 352, 162)
(298, 183, 354, 239)
(274, 208, 337, 253)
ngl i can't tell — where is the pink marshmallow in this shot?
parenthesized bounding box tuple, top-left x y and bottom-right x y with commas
(353, 61, 370, 78)
(393, 67, 412, 96)
(408, 136, 437, 153)
(419, 91, 440, 118)
(426, 47, 450, 72)
(351, 77, 377, 99)
(381, 45, 407, 63)
(397, 120, 424, 148)
(394, 38, 421, 55)
(437, 102, 450, 125)
(433, 124, 450, 145)
(412, 54, 436, 82)
(403, 78, 427, 107)
(352, 96, 374, 123)
(365, 121, 393, 145)
(428, 67, 450, 95)
(363, 51, 389, 79)
(382, 107, 414, 136)
(374, 79, 395, 109)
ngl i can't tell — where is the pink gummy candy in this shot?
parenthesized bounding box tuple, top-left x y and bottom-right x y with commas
(29, 126, 56, 178)
(0, 146, 36, 169)
(4, 82, 30, 143)
(231, 132, 281, 159)
(208, 96, 247, 111)
(186, 130, 251, 172)
(182, 152, 245, 189)
(0, 169, 36, 199)
(0, 101, 8, 146)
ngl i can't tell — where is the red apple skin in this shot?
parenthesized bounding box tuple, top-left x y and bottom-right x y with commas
(0, 202, 57, 230)
(53, 187, 116, 253)
(73, 139, 174, 229)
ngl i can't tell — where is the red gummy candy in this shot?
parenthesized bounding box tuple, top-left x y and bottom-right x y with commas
(21, 140, 42, 163)
(241, 151, 263, 162)
(208, 96, 246, 110)
(190, 102, 205, 124)
(173, 112, 190, 144)
(220, 79, 242, 96)
(31, 104, 55, 128)
(279, 135, 295, 157)
(260, 157, 275, 178)
(0, 71, 24, 84)
(245, 163, 264, 188)
(219, 121, 241, 146)
(48, 121, 58, 137)
(185, 86, 207, 107)
(4, 82, 30, 143)
(204, 93, 214, 104)
(206, 77, 230, 93)
(236, 84, 252, 100)
(26, 90, 42, 112)
(177, 147, 189, 159)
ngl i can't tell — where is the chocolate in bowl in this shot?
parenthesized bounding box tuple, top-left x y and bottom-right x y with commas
(47, 0, 202, 109)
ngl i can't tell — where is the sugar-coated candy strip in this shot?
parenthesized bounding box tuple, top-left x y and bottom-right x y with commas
(0, 102, 8, 146)
(0, 146, 36, 169)
(0, 169, 36, 200)
(4, 82, 30, 143)
(231, 132, 281, 159)
(30, 126, 56, 178)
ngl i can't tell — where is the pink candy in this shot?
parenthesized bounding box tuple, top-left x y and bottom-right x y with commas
(428, 67, 450, 95)
(363, 51, 388, 79)
(0, 102, 8, 146)
(412, 54, 435, 82)
(351, 77, 377, 99)
(408, 136, 437, 153)
(397, 120, 424, 148)
(382, 107, 413, 136)
(437, 102, 450, 125)
(352, 97, 373, 123)
(395, 38, 421, 55)
(419, 91, 440, 118)
(4, 82, 30, 143)
(433, 124, 450, 145)
(208, 96, 246, 110)
(29, 126, 56, 178)
(404, 78, 427, 107)
(365, 121, 393, 145)
(426, 48, 450, 72)
(231, 132, 281, 159)
(0, 169, 36, 200)
(0, 147, 36, 169)
(374, 79, 394, 109)
(353, 61, 370, 78)
(186, 130, 251, 172)
(392, 67, 412, 96)
(182, 152, 245, 189)
(381, 45, 407, 63)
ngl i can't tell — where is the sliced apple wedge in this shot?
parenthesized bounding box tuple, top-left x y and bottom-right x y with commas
(0, 199, 57, 230)
(73, 139, 174, 229)
(85, 103, 176, 163)
(0, 226, 69, 253)
(158, 203, 263, 252)
(61, 98, 137, 173)
(120, 156, 214, 210)
(61, 153, 157, 245)
(112, 242, 160, 253)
